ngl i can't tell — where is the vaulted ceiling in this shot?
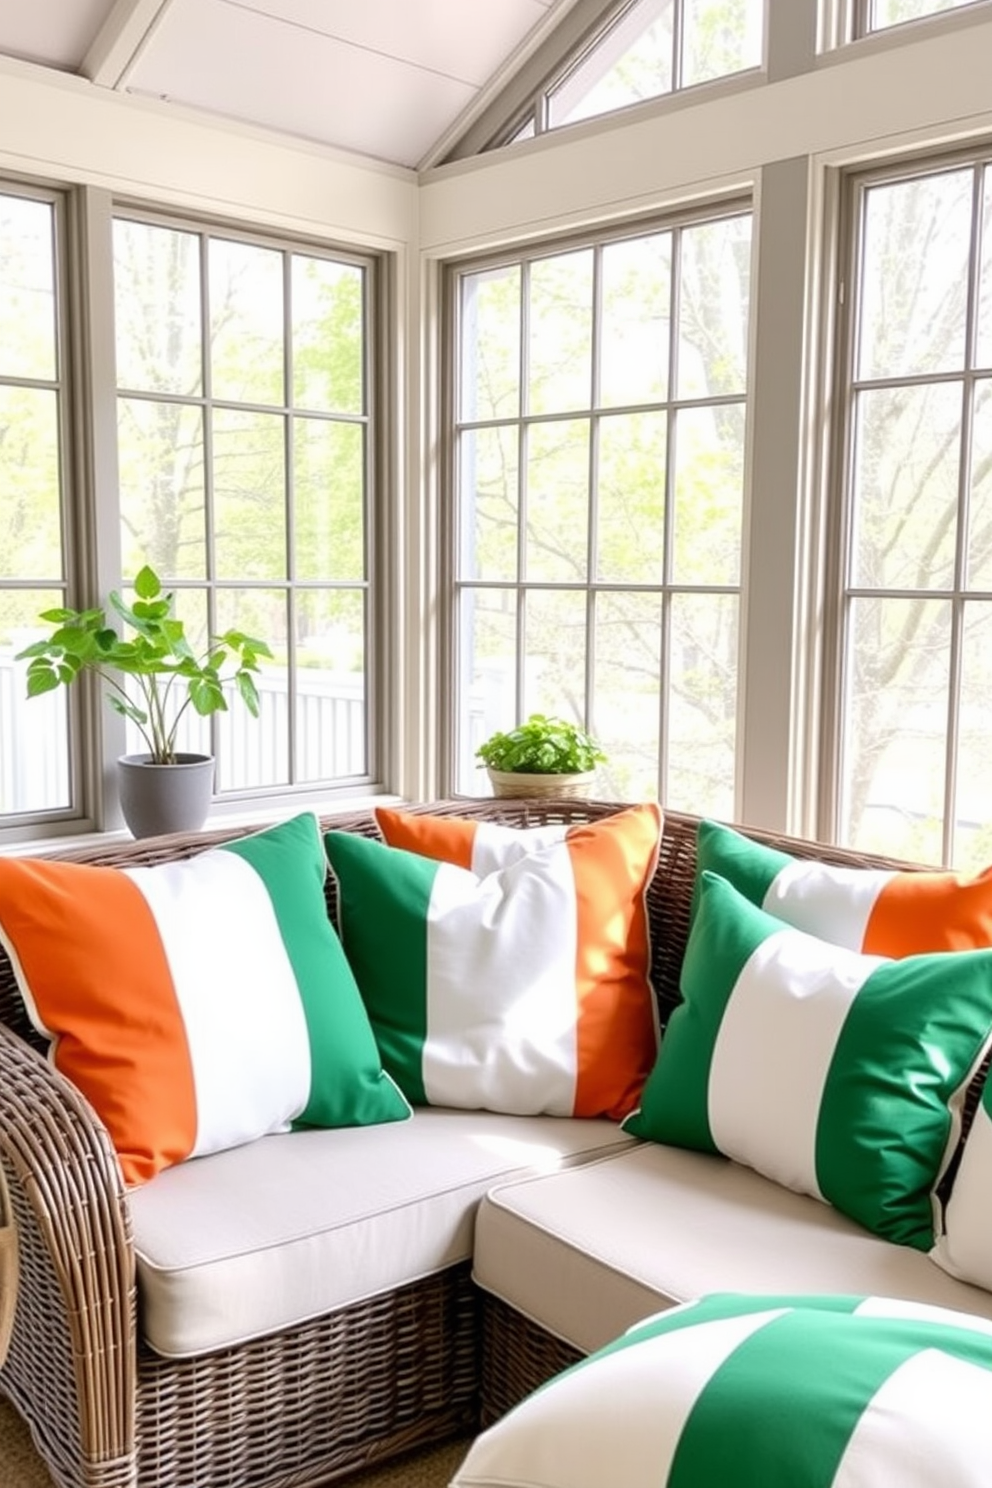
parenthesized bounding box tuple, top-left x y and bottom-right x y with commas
(0, 0, 583, 171)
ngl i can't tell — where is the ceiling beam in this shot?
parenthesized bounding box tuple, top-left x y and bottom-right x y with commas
(81, 0, 177, 89)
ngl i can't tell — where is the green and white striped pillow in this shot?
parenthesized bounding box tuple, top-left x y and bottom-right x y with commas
(451, 1292, 992, 1488)
(623, 870, 992, 1248)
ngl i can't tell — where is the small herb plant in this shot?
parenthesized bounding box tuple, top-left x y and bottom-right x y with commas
(18, 564, 273, 765)
(475, 713, 606, 775)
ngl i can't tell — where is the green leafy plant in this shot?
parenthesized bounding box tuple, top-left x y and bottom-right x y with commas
(17, 564, 273, 765)
(475, 713, 606, 775)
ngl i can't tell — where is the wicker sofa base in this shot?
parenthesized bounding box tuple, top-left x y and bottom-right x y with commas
(480, 1293, 583, 1429)
(1, 1257, 479, 1488)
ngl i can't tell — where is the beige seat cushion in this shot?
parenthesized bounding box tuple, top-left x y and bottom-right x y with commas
(129, 1107, 633, 1357)
(473, 1141, 992, 1354)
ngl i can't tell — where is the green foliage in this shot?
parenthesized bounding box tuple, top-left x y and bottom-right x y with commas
(475, 713, 606, 775)
(17, 564, 272, 765)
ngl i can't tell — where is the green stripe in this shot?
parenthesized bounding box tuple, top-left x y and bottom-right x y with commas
(667, 1307, 992, 1488)
(693, 819, 791, 919)
(815, 947, 992, 1248)
(225, 814, 409, 1127)
(624, 872, 773, 1148)
(324, 830, 437, 1107)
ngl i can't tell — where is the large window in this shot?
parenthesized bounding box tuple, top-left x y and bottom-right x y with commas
(832, 151, 992, 870)
(113, 215, 372, 793)
(0, 187, 71, 822)
(0, 188, 381, 838)
(497, 0, 763, 152)
(448, 205, 752, 813)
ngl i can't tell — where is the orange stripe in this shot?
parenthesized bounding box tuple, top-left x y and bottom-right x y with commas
(0, 858, 197, 1186)
(863, 867, 992, 956)
(375, 807, 478, 871)
(567, 803, 662, 1120)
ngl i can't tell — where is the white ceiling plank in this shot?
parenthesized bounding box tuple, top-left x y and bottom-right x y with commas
(81, 0, 179, 88)
(125, 0, 476, 167)
(0, 0, 118, 70)
(220, 0, 555, 87)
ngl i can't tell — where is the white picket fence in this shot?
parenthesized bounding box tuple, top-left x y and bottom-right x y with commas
(0, 654, 368, 812)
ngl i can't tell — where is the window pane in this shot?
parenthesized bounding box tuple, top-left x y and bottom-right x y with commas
(672, 403, 744, 584)
(850, 382, 961, 590)
(522, 588, 588, 720)
(974, 166, 992, 368)
(528, 251, 593, 415)
(967, 378, 992, 589)
(678, 214, 751, 398)
(0, 589, 69, 813)
(295, 589, 366, 783)
(460, 265, 520, 422)
(597, 412, 667, 583)
(118, 398, 206, 579)
(294, 417, 364, 581)
(526, 420, 590, 581)
(0, 194, 56, 381)
(858, 172, 972, 380)
(210, 239, 284, 406)
(593, 590, 661, 799)
(549, 0, 674, 127)
(840, 596, 949, 864)
(457, 587, 517, 793)
(114, 220, 201, 396)
(0, 386, 62, 579)
(668, 591, 737, 816)
(600, 233, 670, 407)
(215, 587, 288, 789)
(212, 409, 287, 579)
(956, 601, 992, 871)
(868, 0, 980, 30)
(459, 426, 519, 582)
(292, 257, 364, 416)
(682, 0, 763, 88)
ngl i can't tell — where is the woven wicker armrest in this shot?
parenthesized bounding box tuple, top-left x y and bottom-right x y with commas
(0, 1021, 136, 1470)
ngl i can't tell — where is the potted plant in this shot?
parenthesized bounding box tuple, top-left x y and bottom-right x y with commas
(475, 712, 606, 799)
(17, 564, 272, 838)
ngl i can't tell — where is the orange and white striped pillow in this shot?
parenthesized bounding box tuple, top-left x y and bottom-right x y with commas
(0, 813, 409, 1186)
(325, 803, 663, 1121)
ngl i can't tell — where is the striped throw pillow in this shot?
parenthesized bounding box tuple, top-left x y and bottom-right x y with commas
(375, 805, 606, 873)
(623, 870, 992, 1248)
(325, 803, 662, 1120)
(0, 813, 410, 1186)
(696, 817, 992, 953)
(933, 1074, 992, 1291)
(451, 1293, 992, 1488)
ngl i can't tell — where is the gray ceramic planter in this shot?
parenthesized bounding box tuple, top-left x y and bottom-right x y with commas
(117, 753, 215, 838)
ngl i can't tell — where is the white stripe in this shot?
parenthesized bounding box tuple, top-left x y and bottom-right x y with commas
(765, 861, 895, 949)
(422, 851, 578, 1115)
(708, 927, 881, 1199)
(470, 820, 569, 877)
(856, 1296, 992, 1340)
(126, 852, 312, 1156)
(452, 1308, 785, 1488)
(932, 1101, 992, 1291)
(832, 1348, 992, 1488)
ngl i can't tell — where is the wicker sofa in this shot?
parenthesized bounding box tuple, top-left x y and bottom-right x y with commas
(1, 796, 991, 1488)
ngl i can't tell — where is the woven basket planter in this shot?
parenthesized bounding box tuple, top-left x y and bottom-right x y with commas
(486, 768, 597, 800)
